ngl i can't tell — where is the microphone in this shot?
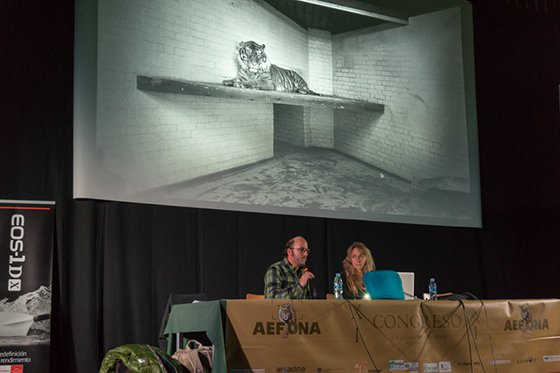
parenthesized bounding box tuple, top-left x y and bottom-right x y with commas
(304, 267, 314, 280)
(303, 267, 317, 299)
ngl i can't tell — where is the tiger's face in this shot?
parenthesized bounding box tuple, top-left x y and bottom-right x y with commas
(237, 41, 270, 73)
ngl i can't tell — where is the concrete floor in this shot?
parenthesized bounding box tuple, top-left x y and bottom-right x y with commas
(159, 143, 474, 222)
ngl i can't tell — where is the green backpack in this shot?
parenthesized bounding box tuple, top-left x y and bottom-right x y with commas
(99, 344, 187, 373)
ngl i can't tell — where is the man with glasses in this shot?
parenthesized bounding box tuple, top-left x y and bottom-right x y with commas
(264, 236, 317, 299)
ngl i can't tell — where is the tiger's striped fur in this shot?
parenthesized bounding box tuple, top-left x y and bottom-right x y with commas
(223, 41, 318, 95)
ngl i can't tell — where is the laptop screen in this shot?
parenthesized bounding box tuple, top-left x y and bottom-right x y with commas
(398, 272, 415, 300)
(362, 270, 415, 300)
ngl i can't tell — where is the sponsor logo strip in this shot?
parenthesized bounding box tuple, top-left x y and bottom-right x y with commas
(490, 359, 511, 365)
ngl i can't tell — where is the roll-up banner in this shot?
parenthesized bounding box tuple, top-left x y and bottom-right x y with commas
(0, 200, 55, 373)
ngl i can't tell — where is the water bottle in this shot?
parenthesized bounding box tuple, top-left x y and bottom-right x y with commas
(429, 278, 437, 300)
(334, 273, 344, 300)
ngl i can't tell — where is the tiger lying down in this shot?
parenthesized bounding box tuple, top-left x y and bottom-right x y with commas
(223, 41, 319, 95)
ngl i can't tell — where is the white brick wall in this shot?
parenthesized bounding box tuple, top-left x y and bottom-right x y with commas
(274, 105, 305, 147)
(308, 28, 333, 95)
(332, 7, 470, 181)
(96, 0, 310, 192)
(305, 108, 334, 148)
(306, 29, 334, 148)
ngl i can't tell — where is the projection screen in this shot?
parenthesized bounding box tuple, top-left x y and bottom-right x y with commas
(74, 0, 481, 227)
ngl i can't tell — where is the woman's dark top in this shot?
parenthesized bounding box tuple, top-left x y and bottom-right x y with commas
(342, 272, 367, 300)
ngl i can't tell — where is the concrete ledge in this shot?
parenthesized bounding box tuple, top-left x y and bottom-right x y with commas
(137, 75, 384, 113)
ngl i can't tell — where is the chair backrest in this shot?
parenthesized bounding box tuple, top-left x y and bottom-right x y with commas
(363, 270, 405, 300)
(246, 293, 265, 300)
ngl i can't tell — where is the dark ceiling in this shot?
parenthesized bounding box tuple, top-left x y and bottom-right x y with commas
(263, 0, 470, 34)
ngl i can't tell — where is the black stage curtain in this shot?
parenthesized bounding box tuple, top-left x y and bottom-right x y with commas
(2, 1, 560, 372)
(54, 202, 486, 372)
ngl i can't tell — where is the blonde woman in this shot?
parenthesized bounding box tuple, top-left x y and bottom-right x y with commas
(342, 242, 376, 299)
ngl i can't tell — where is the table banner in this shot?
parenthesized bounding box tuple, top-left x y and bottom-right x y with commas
(225, 298, 560, 373)
(0, 200, 55, 373)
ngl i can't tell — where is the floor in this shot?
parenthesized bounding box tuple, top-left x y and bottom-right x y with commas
(157, 143, 474, 222)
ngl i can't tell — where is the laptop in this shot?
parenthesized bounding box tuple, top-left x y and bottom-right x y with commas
(362, 270, 416, 300)
(397, 272, 415, 300)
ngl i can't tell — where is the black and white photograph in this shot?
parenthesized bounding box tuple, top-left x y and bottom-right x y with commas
(75, 0, 481, 227)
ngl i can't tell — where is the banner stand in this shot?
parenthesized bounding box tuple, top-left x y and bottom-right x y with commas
(0, 200, 55, 373)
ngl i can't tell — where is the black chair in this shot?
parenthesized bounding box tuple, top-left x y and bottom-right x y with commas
(158, 293, 208, 351)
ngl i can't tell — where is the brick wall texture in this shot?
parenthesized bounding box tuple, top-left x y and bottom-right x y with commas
(333, 8, 470, 181)
(97, 0, 309, 192)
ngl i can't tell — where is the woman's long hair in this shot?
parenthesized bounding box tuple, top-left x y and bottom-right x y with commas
(342, 242, 376, 297)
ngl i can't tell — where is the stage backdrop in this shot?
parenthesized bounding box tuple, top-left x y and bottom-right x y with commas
(0, 200, 55, 373)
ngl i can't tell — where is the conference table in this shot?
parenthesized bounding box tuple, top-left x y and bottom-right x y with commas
(164, 298, 560, 373)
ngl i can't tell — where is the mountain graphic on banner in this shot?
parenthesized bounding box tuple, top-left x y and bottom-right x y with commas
(0, 286, 51, 337)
